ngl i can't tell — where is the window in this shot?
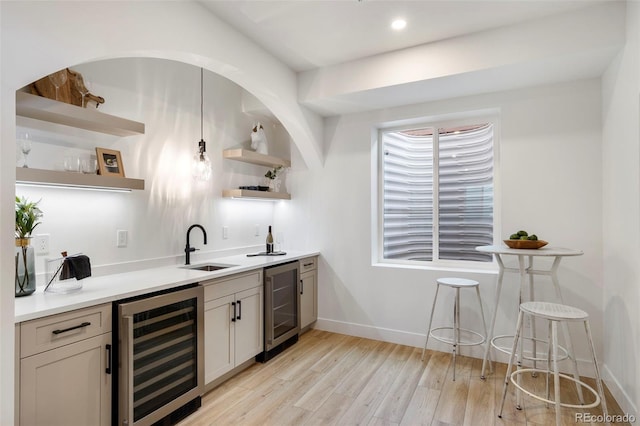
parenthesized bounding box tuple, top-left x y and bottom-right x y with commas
(380, 122, 494, 264)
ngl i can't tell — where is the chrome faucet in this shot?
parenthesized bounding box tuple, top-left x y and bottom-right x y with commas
(185, 224, 207, 265)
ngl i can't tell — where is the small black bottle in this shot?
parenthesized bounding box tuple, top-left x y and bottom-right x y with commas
(266, 225, 274, 254)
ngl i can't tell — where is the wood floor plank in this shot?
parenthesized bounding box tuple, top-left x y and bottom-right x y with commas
(177, 331, 628, 426)
(373, 347, 425, 423)
(399, 386, 441, 426)
(337, 344, 414, 425)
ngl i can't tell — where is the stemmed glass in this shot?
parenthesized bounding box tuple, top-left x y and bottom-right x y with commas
(48, 69, 68, 101)
(18, 132, 32, 168)
(74, 74, 89, 108)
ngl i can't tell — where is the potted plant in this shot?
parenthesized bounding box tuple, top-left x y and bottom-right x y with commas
(264, 166, 283, 192)
(15, 196, 43, 296)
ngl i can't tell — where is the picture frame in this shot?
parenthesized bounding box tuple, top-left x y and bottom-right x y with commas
(95, 147, 125, 177)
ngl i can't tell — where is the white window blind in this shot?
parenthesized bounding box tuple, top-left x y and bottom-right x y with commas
(382, 123, 494, 263)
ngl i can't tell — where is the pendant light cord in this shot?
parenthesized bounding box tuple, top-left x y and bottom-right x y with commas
(200, 67, 204, 143)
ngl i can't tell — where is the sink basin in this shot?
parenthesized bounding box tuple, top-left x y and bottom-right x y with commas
(182, 263, 234, 272)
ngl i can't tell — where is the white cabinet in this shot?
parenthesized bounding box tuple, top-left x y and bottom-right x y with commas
(18, 304, 112, 426)
(299, 256, 318, 330)
(203, 270, 263, 385)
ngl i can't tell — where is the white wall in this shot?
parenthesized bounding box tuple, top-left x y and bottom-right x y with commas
(602, 1, 640, 416)
(16, 58, 291, 280)
(302, 78, 605, 373)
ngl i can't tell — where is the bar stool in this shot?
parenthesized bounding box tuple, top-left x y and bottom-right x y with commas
(421, 277, 489, 381)
(498, 301, 609, 426)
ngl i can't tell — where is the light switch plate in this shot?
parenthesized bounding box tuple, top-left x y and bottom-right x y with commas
(117, 230, 128, 248)
(223, 226, 228, 239)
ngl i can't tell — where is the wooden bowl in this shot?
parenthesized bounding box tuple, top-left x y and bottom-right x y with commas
(503, 239, 548, 249)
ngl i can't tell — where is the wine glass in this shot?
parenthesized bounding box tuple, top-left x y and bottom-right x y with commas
(18, 132, 32, 168)
(48, 69, 68, 101)
(74, 74, 89, 108)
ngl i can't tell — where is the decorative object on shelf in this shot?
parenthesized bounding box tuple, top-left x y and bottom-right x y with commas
(81, 158, 98, 174)
(15, 196, 43, 297)
(264, 165, 283, 192)
(192, 68, 212, 181)
(96, 147, 125, 177)
(63, 155, 81, 173)
(28, 68, 105, 108)
(251, 122, 268, 155)
(17, 131, 32, 168)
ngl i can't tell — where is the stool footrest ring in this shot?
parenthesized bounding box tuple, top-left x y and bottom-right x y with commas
(492, 335, 569, 362)
(429, 326, 486, 347)
(509, 368, 601, 409)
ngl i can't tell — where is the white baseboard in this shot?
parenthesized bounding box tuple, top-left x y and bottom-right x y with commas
(315, 317, 635, 414)
(602, 364, 638, 418)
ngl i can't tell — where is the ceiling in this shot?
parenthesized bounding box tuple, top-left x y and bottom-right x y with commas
(201, 0, 604, 72)
(200, 0, 623, 116)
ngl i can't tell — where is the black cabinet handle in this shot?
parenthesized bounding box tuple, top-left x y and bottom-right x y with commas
(105, 344, 112, 374)
(300, 279, 304, 295)
(303, 262, 314, 267)
(237, 300, 242, 320)
(231, 302, 236, 322)
(52, 321, 91, 335)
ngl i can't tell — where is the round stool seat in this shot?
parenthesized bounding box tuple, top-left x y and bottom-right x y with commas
(520, 301, 588, 321)
(436, 277, 479, 288)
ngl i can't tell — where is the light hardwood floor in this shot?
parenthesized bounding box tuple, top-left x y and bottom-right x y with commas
(179, 330, 628, 426)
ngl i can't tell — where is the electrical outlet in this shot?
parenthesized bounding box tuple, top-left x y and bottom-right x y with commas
(223, 226, 228, 239)
(34, 234, 50, 255)
(255, 224, 260, 236)
(117, 230, 128, 248)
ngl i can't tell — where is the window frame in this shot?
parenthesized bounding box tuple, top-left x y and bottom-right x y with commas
(373, 110, 501, 271)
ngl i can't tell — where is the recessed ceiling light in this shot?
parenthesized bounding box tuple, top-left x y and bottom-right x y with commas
(391, 19, 407, 31)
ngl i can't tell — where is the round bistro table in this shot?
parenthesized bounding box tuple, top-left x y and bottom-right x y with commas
(475, 244, 584, 405)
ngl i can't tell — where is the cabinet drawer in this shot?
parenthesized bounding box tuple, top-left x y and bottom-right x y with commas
(203, 270, 263, 302)
(20, 303, 112, 358)
(299, 256, 317, 273)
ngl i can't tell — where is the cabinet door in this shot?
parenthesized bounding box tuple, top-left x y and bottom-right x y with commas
(300, 270, 317, 330)
(20, 333, 111, 426)
(204, 294, 235, 384)
(234, 286, 263, 366)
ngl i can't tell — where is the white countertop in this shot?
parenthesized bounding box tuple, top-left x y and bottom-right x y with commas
(15, 250, 319, 323)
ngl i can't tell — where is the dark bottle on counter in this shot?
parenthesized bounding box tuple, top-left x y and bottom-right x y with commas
(266, 226, 274, 254)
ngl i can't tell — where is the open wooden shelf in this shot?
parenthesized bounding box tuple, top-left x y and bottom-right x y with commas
(223, 149, 290, 168)
(16, 92, 145, 137)
(16, 167, 145, 191)
(222, 189, 290, 200)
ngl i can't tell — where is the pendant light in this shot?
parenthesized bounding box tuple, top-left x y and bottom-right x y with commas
(192, 67, 212, 181)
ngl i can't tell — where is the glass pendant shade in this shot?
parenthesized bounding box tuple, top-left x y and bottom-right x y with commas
(192, 140, 212, 181)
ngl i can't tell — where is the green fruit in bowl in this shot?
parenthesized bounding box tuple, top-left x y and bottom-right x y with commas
(509, 233, 519, 240)
(520, 236, 529, 240)
(528, 234, 538, 241)
(517, 230, 528, 237)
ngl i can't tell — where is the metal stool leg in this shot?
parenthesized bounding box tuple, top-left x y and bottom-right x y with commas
(475, 286, 492, 372)
(422, 284, 441, 361)
(552, 320, 561, 426)
(498, 309, 525, 419)
(452, 287, 460, 381)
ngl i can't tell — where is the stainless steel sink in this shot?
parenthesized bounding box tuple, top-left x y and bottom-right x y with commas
(182, 264, 234, 272)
